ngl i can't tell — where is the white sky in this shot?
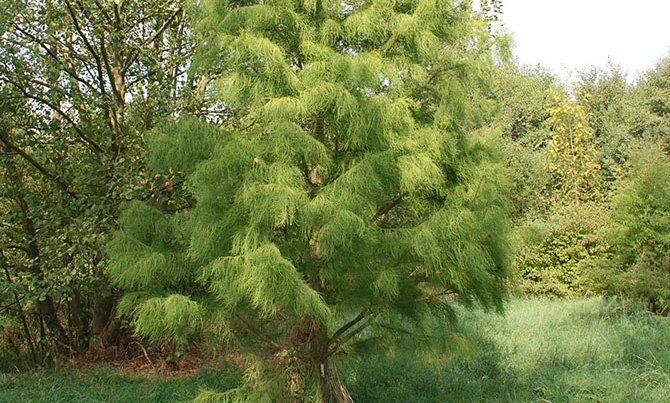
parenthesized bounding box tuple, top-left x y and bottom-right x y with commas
(500, 0, 670, 82)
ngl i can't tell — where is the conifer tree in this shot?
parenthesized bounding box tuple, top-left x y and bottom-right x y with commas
(108, 0, 510, 401)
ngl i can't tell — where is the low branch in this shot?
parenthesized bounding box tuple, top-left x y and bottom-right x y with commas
(129, 341, 158, 375)
(235, 315, 282, 350)
(327, 323, 367, 357)
(328, 310, 367, 344)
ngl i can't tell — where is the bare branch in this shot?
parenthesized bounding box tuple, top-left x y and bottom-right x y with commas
(124, 7, 184, 72)
(328, 310, 367, 344)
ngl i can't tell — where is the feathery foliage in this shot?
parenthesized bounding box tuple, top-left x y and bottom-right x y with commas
(108, 0, 511, 401)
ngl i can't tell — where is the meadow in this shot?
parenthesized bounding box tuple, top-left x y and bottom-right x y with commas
(3, 297, 669, 403)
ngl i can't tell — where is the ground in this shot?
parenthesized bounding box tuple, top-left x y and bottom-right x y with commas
(2, 297, 669, 402)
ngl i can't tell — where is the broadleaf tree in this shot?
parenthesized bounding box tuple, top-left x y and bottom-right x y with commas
(108, 0, 510, 401)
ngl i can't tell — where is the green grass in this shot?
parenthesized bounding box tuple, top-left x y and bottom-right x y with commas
(0, 365, 240, 403)
(2, 298, 670, 402)
(345, 297, 670, 402)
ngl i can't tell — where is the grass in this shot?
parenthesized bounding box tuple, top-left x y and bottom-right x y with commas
(345, 297, 670, 402)
(2, 297, 670, 402)
(0, 365, 240, 403)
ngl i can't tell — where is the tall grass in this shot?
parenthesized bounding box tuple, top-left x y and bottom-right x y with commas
(345, 298, 670, 402)
(2, 298, 669, 402)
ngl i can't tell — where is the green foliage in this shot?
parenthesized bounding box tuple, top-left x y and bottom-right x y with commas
(488, 65, 557, 220)
(597, 143, 670, 308)
(636, 56, 670, 150)
(0, 0, 199, 360)
(513, 206, 611, 297)
(109, 0, 511, 400)
(573, 64, 635, 190)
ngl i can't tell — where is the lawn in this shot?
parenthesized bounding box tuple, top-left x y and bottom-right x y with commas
(2, 297, 669, 402)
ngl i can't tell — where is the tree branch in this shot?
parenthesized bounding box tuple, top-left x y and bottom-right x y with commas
(10, 23, 99, 94)
(0, 131, 79, 200)
(235, 315, 282, 351)
(124, 7, 184, 73)
(63, 0, 103, 70)
(327, 323, 367, 357)
(372, 192, 407, 222)
(328, 310, 367, 344)
(0, 75, 104, 155)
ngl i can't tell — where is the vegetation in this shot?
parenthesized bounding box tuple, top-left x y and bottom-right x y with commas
(1, 0, 669, 401)
(0, 0, 201, 362)
(107, 0, 510, 401)
(3, 298, 670, 402)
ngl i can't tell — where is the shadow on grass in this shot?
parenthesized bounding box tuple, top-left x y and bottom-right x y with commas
(343, 298, 670, 403)
(342, 319, 524, 403)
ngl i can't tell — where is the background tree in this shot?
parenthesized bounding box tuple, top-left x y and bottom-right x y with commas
(488, 64, 557, 219)
(545, 88, 601, 206)
(596, 143, 670, 311)
(108, 0, 511, 401)
(0, 0, 203, 362)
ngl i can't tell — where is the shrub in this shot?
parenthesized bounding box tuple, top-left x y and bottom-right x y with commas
(514, 205, 611, 297)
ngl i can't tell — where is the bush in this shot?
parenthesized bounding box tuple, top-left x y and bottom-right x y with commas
(514, 205, 611, 297)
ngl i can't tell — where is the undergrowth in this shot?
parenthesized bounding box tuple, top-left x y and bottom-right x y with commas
(2, 298, 669, 402)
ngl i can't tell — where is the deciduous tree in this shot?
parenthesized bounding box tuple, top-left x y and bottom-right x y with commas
(109, 0, 510, 401)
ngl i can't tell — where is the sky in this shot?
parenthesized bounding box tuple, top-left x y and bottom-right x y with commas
(500, 0, 670, 82)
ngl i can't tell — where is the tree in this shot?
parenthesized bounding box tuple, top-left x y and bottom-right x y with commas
(488, 64, 557, 219)
(545, 88, 601, 206)
(108, 0, 510, 401)
(602, 143, 670, 311)
(0, 0, 202, 360)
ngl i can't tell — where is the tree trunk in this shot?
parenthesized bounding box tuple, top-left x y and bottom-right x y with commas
(310, 323, 331, 403)
(69, 285, 90, 351)
(3, 156, 70, 350)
